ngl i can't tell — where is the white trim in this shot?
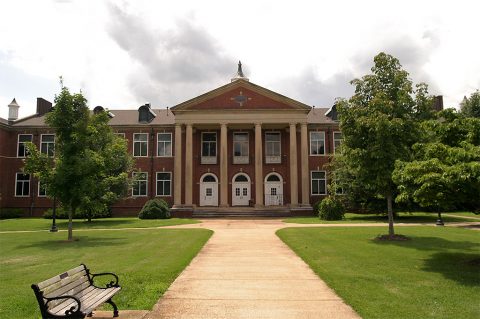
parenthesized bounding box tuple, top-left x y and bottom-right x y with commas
(38, 181, 47, 197)
(15, 172, 30, 197)
(333, 131, 342, 154)
(157, 132, 173, 157)
(310, 170, 327, 195)
(133, 133, 149, 157)
(232, 131, 249, 164)
(132, 172, 148, 197)
(40, 133, 55, 157)
(201, 132, 217, 164)
(264, 131, 281, 164)
(17, 134, 33, 158)
(115, 132, 126, 138)
(309, 131, 325, 156)
(156, 171, 172, 196)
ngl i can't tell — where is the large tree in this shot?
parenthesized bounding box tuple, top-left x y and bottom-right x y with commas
(393, 110, 480, 215)
(460, 90, 480, 118)
(336, 52, 429, 237)
(24, 85, 133, 240)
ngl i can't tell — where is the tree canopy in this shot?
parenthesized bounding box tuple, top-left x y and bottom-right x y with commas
(460, 90, 480, 118)
(24, 85, 133, 240)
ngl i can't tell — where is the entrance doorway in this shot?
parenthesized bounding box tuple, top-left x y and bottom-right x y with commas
(264, 173, 283, 206)
(200, 173, 218, 206)
(232, 173, 251, 206)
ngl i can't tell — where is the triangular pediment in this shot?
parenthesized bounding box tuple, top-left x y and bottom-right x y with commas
(171, 80, 311, 113)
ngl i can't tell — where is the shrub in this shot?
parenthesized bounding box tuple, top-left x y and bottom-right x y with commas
(138, 199, 171, 219)
(316, 196, 345, 221)
(43, 207, 111, 219)
(0, 208, 24, 219)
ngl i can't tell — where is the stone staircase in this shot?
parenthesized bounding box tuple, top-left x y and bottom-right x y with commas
(192, 207, 292, 218)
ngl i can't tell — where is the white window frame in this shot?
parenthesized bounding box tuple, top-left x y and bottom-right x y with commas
(233, 132, 249, 164)
(40, 134, 55, 157)
(15, 173, 30, 197)
(311, 171, 327, 195)
(157, 133, 172, 157)
(333, 131, 342, 154)
(115, 132, 126, 138)
(17, 134, 33, 158)
(132, 172, 148, 197)
(38, 181, 47, 197)
(201, 132, 217, 164)
(156, 172, 172, 196)
(310, 131, 325, 156)
(133, 133, 149, 157)
(265, 131, 281, 164)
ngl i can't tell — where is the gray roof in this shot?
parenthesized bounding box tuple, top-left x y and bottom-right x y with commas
(307, 108, 337, 124)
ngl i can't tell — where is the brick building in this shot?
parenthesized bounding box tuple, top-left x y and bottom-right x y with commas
(0, 64, 341, 217)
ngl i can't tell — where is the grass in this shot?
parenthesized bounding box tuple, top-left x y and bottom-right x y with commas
(0, 228, 212, 318)
(277, 226, 480, 319)
(284, 212, 478, 224)
(0, 217, 200, 232)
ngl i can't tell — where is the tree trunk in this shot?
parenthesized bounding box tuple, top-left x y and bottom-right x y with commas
(68, 206, 75, 241)
(386, 192, 395, 237)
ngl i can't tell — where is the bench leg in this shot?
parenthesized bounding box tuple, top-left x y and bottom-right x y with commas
(106, 298, 119, 317)
(87, 313, 93, 317)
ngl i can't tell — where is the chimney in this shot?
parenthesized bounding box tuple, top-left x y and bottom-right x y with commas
(433, 96, 443, 112)
(8, 98, 20, 121)
(36, 98, 52, 116)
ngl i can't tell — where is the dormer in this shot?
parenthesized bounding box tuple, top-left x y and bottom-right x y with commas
(138, 103, 156, 123)
(93, 105, 115, 118)
(325, 103, 338, 121)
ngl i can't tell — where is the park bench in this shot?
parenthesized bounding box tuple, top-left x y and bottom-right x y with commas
(31, 264, 121, 318)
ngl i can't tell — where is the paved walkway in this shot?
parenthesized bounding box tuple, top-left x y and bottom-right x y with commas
(143, 219, 360, 319)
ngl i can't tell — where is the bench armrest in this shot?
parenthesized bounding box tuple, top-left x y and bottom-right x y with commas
(90, 272, 120, 288)
(45, 295, 82, 317)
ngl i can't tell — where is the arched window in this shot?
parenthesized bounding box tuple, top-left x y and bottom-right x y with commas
(202, 175, 217, 183)
(266, 174, 281, 182)
(234, 174, 249, 182)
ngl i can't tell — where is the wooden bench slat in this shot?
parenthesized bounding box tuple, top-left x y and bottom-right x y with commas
(37, 265, 86, 289)
(49, 286, 96, 315)
(46, 280, 92, 310)
(81, 287, 121, 314)
(44, 274, 90, 298)
(40, 270, 88, 295)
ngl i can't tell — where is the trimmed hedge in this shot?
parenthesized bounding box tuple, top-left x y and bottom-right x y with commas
(316, 196, 345, 221)
(0, 208, 24, 219)
(138, 199, 171, 219)
(43, 207, 111, 219)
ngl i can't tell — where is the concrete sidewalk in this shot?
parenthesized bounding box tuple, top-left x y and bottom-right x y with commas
(144, 219, 360, 319)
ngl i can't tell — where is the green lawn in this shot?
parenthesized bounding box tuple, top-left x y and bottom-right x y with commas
(0, 217, 200, 232)
(0, 228, 212, 318)
(277, 226, 480, 319)
(284, 212, 478, 224)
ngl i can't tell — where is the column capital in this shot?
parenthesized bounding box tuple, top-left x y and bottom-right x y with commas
(289, 122, 298, 127)
(254, 122, 262, 127)
(300, 122, 308, 127)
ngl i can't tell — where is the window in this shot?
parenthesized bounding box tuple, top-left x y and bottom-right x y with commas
(265, 132, 281, 163)
(333, 132, 342, 154)
(115, 132, 125, 138)
(311, 171, 327, 195)
(38, 181, 47, 197)
(157, 133, 172, 157)
(15, 173, 30, 197)
(132, 172, 147, 196)
(133, 133, 148, 157)
(310, 131, 325, 155)
(233, 132, 249, 164)
(17, 134, 32, 157)
(40, 134, 55, 157)
(156, 172, 171, 196)
(201, 132, 217, 164)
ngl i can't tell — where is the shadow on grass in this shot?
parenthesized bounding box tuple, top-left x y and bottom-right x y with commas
(373, 235, 480, 251)
(54, 219, 135, 229)
(348, 213, 469, 223)
(422, 252, 480, 287)
(15, 236, 125, 250)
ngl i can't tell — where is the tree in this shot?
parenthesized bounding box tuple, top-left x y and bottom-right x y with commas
(24, 85, 133, 240)
(336, 52, 430, 238)
(393, 110, 480, 215)
(460, 90, 480, 118)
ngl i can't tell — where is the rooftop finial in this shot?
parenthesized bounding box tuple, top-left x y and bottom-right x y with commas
(8, 98, 20, 121)
(231, 60, 249, 82)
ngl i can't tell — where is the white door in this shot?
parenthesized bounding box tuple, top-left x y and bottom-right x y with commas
(200, 174, 218, 206)
(232, 173, 250, 206)
(264, 173, 283, 206)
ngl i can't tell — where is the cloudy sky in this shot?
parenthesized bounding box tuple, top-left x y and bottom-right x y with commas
(1, 0, 479, 119)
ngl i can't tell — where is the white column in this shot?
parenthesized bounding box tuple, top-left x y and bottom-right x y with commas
(289, 123, 298, 207)
(185, 124, 193, 206)
(255, 123, 264, 207)
(220, 123, 228, 207)
(300, 123, 310, 205)
(173, 124, 182, 206)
